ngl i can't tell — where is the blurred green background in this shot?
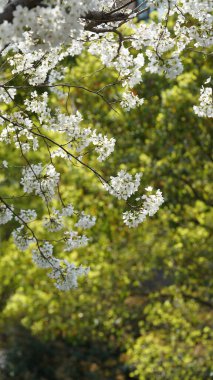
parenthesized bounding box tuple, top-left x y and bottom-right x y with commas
(0, 38, 212, 379)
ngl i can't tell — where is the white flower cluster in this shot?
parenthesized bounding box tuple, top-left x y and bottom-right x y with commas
(104, 170, 142, 200)
(21, 164, 60, 201)
(32, 242, 59, 269)
(0, 204, 13, 225)
(55, 111, 116, 161)
(15, 209, 37, 223)
(12, 226, 35, 251)
(75, 213, 96, 229)
(42, 204, 87, 232)
(0, 90, 115, 162)
(24, 91, 51, 123)
(88, 0, 212, 85)
(2, 160, 8, 168)
(91, 131, 116, 162)
(0, 111, 39, 153)
(0, 88, 16, 104)
(89, 43, 145, 97)
(193, 78, 213, 118)
(123, 188, 164, 227)
(43, 206, 70, 232)
(64, 231, 89, 252)
(43, 214, 64, 232)
(120, 92, 144, 111)
(32, 242, 89, 290)
(50, 261, 90, 291)
(0, 198, 94, 289)
(0, 1, 99, 50)
(61, 204, 75, 217)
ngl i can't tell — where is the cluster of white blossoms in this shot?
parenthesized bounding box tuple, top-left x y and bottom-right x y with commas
(120, 92, 144, 111)
(21, 164, 60, 201)
(104, 170, 142, 200)
(64, 231, 89, 252)
(123, 188, 164, 227)
(1, 160, 8, 168)
(43, 213, 64, 233)
(32, 242, 89, 290)
(0, 88, 16, 104)
(15, 209, 37, 223)
(0, 197, 96, 289)
(0, 1, 101, 50)
(75, 213, 96, 230)
(0, 0, 212, 289)
(0, 90, 115, 162)
(12, 225, 36, 251)
(0, 204, 13, 225)
(53, 111, 116, 161)
(193, 78, 213, 118)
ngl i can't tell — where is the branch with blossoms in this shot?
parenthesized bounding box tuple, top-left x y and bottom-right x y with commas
(0, 89, 164, 290)
(0, 0, 146, 26)
(0, 0, 212, 290)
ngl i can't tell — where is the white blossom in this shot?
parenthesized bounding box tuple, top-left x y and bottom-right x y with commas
(123, 189, 164, 227)
(120, 92, 144, 111)
(104, 170, 142, 200)
(0, 88, 16, 104)
(75, 213, 96, 229)
(193, 79, 213, 118)
(61, 204, 75, 217)
(43, 216, 64, 232)
(50, 261, 90, 291)
(21, 164, 60, 201)
(12, 226, 35, 251)
(16, 209, 37, 223)
(64, 231, 89, 252)
(32, 242, 60, 269)
(0, 204, 13, 225)
(33, 242, 89, 290)
(2, 160, 8, 168)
